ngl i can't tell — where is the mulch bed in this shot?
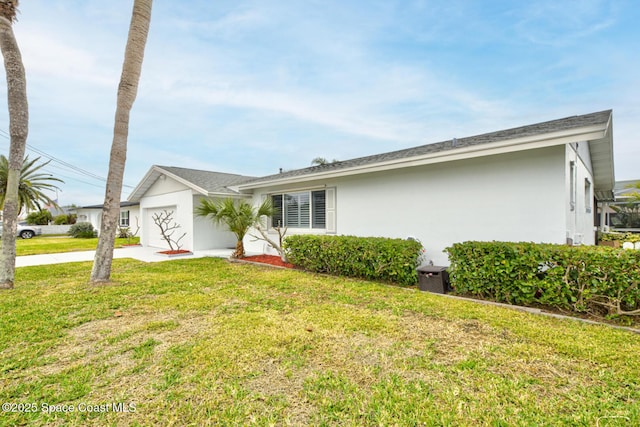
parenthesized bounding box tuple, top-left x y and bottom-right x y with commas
(157, 250, 193, 255)
(240, 255, 294, 269)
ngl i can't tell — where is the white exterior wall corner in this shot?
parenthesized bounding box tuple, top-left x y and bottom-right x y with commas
(244, 146, 567, 265)
(565, 143, 597, 245)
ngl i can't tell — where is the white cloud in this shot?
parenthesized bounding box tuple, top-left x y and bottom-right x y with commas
(514, 0, 618, 46)
(19, 32, 118, 87)
(0, 0, 636, 204)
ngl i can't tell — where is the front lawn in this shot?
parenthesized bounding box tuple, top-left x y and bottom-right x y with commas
(1, 258, 638, 425)
(15, 236, 140, 256)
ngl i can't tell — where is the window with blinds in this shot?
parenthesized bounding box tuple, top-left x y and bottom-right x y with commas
(271, 190, 326, 229)
(312, 190, 326, 229)
(120, 210, 130, 227)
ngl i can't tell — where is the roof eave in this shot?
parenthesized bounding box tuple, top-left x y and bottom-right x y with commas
(204, 191, 253, 199)
(127, 166, 209, 202)
(237, 124, 610, 190)
(588, 114, 615, 201)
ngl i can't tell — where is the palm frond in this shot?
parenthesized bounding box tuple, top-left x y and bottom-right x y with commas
(0, 154, 64, 213)
(195, 197, 276, 256)
(0, 0, 19, 23)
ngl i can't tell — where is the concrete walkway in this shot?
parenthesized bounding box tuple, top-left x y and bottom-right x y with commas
(16, 246, 234, 267)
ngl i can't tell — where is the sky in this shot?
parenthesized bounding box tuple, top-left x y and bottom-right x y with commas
(0, 0, 638, 206)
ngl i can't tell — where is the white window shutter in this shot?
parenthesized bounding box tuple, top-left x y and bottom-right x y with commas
(325, 187, 336, 233)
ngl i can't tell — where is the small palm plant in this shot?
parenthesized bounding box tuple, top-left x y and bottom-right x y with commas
(0, 155, 63, 214)
(195, 198, 273, 258)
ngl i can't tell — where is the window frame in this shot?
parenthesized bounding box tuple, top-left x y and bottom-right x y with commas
(584, 178, 592, 213)
(270, 189, 326, 230)
(569, 161, 576, 212)
(119, 210, 130, 227)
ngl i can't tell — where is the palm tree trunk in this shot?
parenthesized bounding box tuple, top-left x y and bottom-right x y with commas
(91, 0, 152, 283)
(234, 240, 245, 259)
(0, 15, 28, 289)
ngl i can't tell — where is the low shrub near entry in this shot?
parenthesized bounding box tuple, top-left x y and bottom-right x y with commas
(284, 235, 423, 286)
(446, 241, 640, 323)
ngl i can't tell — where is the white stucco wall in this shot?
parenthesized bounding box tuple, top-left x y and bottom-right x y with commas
(75, 205, 140, 236)
(137, 176, 242, 251)
(141, 190, 193, 249)
(139, 176, 194, 250)
(75, 208, 102, 231)
(121, 206, 141, 232)
(245, 146, 568, 265)
(192, 196, 238, 251)
(565, 142, 596, 245)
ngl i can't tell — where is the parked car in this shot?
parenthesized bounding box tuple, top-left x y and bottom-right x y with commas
(0, 222, 42, 239)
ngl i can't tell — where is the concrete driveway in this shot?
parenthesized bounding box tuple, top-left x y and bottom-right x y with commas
(16, 246, 234, 267)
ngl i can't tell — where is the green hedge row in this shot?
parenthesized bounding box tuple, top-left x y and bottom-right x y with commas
(598, 231, 640, 243)
(284, 235, 423, 286)
(445, 241, 640, 319)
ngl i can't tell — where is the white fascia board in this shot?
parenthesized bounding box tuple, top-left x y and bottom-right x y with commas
(238, 125, 608, 190)
(205, 192, 253, 199)
(127, 167, 161, 202)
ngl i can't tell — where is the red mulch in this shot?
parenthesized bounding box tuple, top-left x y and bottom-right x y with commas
(241, 254, 294, 268)
(158, 249, 192, 255)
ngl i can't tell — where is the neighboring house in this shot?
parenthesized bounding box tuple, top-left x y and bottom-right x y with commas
(129, 110, 615, 265)
(598, 179, 640, 230)
(75, 202, 141, 235)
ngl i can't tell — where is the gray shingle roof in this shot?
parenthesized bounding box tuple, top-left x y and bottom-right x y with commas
(241, 110, 612, 185)
(81, 201, 140, 209)
(158, 166, 256, 194)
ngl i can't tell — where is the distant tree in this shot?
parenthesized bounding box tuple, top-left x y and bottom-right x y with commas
(26, 209, 52, 225)
(0, 0, 28, 289)
(0, 155, 63, 213)
(53, 213, 77, 225)
(92, 0, 153, 283)
(195, 198, 273, 258)
(311, 157, 339, 166)
(623, 181, 640, 203)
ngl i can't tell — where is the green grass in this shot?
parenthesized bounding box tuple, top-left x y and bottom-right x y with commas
(0, 258, 638, 426)
(15, 236, 140, 256)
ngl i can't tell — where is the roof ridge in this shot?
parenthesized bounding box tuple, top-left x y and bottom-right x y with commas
(156, 165, 254, 178)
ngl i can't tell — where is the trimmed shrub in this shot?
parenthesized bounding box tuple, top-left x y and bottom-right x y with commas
(68, 222, 97, 238)
(598, 231, 640, 243)
(445, 241, 640, 320)
(53, 213, 77, 225)
(26, 210, 52, 225)
(284, 235, 423, 286)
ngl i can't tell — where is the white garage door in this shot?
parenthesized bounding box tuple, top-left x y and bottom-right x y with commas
(145, 205, 177, 249)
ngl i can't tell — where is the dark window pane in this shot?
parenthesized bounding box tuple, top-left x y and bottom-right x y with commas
(312, 190, 326, 228)
(271, 195, 283, 228)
